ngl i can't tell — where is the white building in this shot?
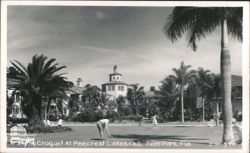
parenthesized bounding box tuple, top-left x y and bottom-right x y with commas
(102, 65, 129, 98)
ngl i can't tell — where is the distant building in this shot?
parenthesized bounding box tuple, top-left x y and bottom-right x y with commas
(195, 75, 242, 115)
(7, 78, 27, 119)
(102, 65, 129, 98)
(76, 78, 83, 87)
(63, 82, 86, 117)
(7, 90, 26, 119)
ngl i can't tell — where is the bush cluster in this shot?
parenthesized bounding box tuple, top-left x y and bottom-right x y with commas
(8, 117, 29, 124)
(71, 109, 122, 122)
(117, 107, 133, 116)
(25, 115, 72, 133)
(120, 115, 143, 122)
(71, 109, 104, 122)
(26, 125, 72, 133)
(7, 124, 13, 133)
(106, 110, 120, 122)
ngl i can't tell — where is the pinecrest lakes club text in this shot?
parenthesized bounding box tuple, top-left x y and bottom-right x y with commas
(24, 140, 192, 147)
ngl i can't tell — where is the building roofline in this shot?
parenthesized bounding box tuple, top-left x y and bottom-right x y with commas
(109, 73, 122, 76)
(102, 81, 128, 86)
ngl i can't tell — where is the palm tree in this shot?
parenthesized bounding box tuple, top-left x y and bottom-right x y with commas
(164, 7, 242, 144)
(195, 67, 213, 122)
(81, 84, 107, 110)
(9, 54, 72, 120)
(127, 84, 145, 115)
(7, 66, 21, 79)
(169, 61, 196, 123)
(158, 76, 180, 120)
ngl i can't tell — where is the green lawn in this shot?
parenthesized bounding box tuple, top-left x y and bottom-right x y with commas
(8, 125, 242, 149)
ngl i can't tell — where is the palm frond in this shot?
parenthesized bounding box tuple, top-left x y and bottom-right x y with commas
(43, 58, 56, 70)
(10, 60, 28, 77)
(226, 7, 242, 41)
(164, 7, 242, 51)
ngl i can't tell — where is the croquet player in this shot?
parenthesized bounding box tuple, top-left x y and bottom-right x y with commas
(96, 118, 111, 139)
(152, 115, 158, 128)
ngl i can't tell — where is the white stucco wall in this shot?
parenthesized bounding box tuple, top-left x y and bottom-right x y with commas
(105, 84, 128, 98)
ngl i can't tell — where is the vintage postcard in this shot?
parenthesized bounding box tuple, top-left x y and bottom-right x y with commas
(0, 1, 249, 153)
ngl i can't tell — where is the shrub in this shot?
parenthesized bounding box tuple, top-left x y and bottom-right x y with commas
(24, 114, 71, 133)
(118, 107, 133, 116)
(233, 111, 242, 121)
(26, 115, 46, 133)
(62, 115, 71, 121)
(106, 110, 120, 122)
(70, 109, 122, 123)
(26, 125, 72, 134)
(8, 117, 29, 124)
(120, 115, 143, 122)
(71, 109, 102, 122)
(6, 123, 17, 133)
(7, 115, 72, 134)
(48, 115, 59, 121)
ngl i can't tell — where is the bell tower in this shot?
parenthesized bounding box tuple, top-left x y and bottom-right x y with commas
(109, 65, 122, 81)
(102, 65, 128, 98)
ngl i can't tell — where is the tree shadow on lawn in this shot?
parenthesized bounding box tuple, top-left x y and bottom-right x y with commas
(112, 134, 209, 144)
(91, 138, 104, 141)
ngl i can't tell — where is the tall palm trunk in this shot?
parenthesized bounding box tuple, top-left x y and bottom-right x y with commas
(135, 99, 140, 115)
(46, 100, 52, 120)
(34, 95, 43, 120)
(44, 106, 47, 121)
(221, 19, 234, 144)
(216, 100, 219, 126)
(181, 86, 184, 123)
(202, 96, 205, 123)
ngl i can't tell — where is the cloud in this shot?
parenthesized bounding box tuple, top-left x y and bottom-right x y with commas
(7, 6, 242, 90)
(77, 45, 117, 54)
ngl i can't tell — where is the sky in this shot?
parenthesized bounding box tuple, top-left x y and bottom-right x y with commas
(7, 6, 242, 90)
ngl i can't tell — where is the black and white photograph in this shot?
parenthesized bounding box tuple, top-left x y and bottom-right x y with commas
(0, 1, 249, 153)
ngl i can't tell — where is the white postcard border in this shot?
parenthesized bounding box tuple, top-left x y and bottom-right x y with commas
(1, 1, 249, 153)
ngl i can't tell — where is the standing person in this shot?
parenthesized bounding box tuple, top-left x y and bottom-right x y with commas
(152, 115, 158, 128)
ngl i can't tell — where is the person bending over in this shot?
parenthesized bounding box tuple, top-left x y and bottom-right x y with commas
(96, 118, 111, 139)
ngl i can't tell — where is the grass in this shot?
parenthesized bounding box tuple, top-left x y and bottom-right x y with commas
(7, 125, 242, 149)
